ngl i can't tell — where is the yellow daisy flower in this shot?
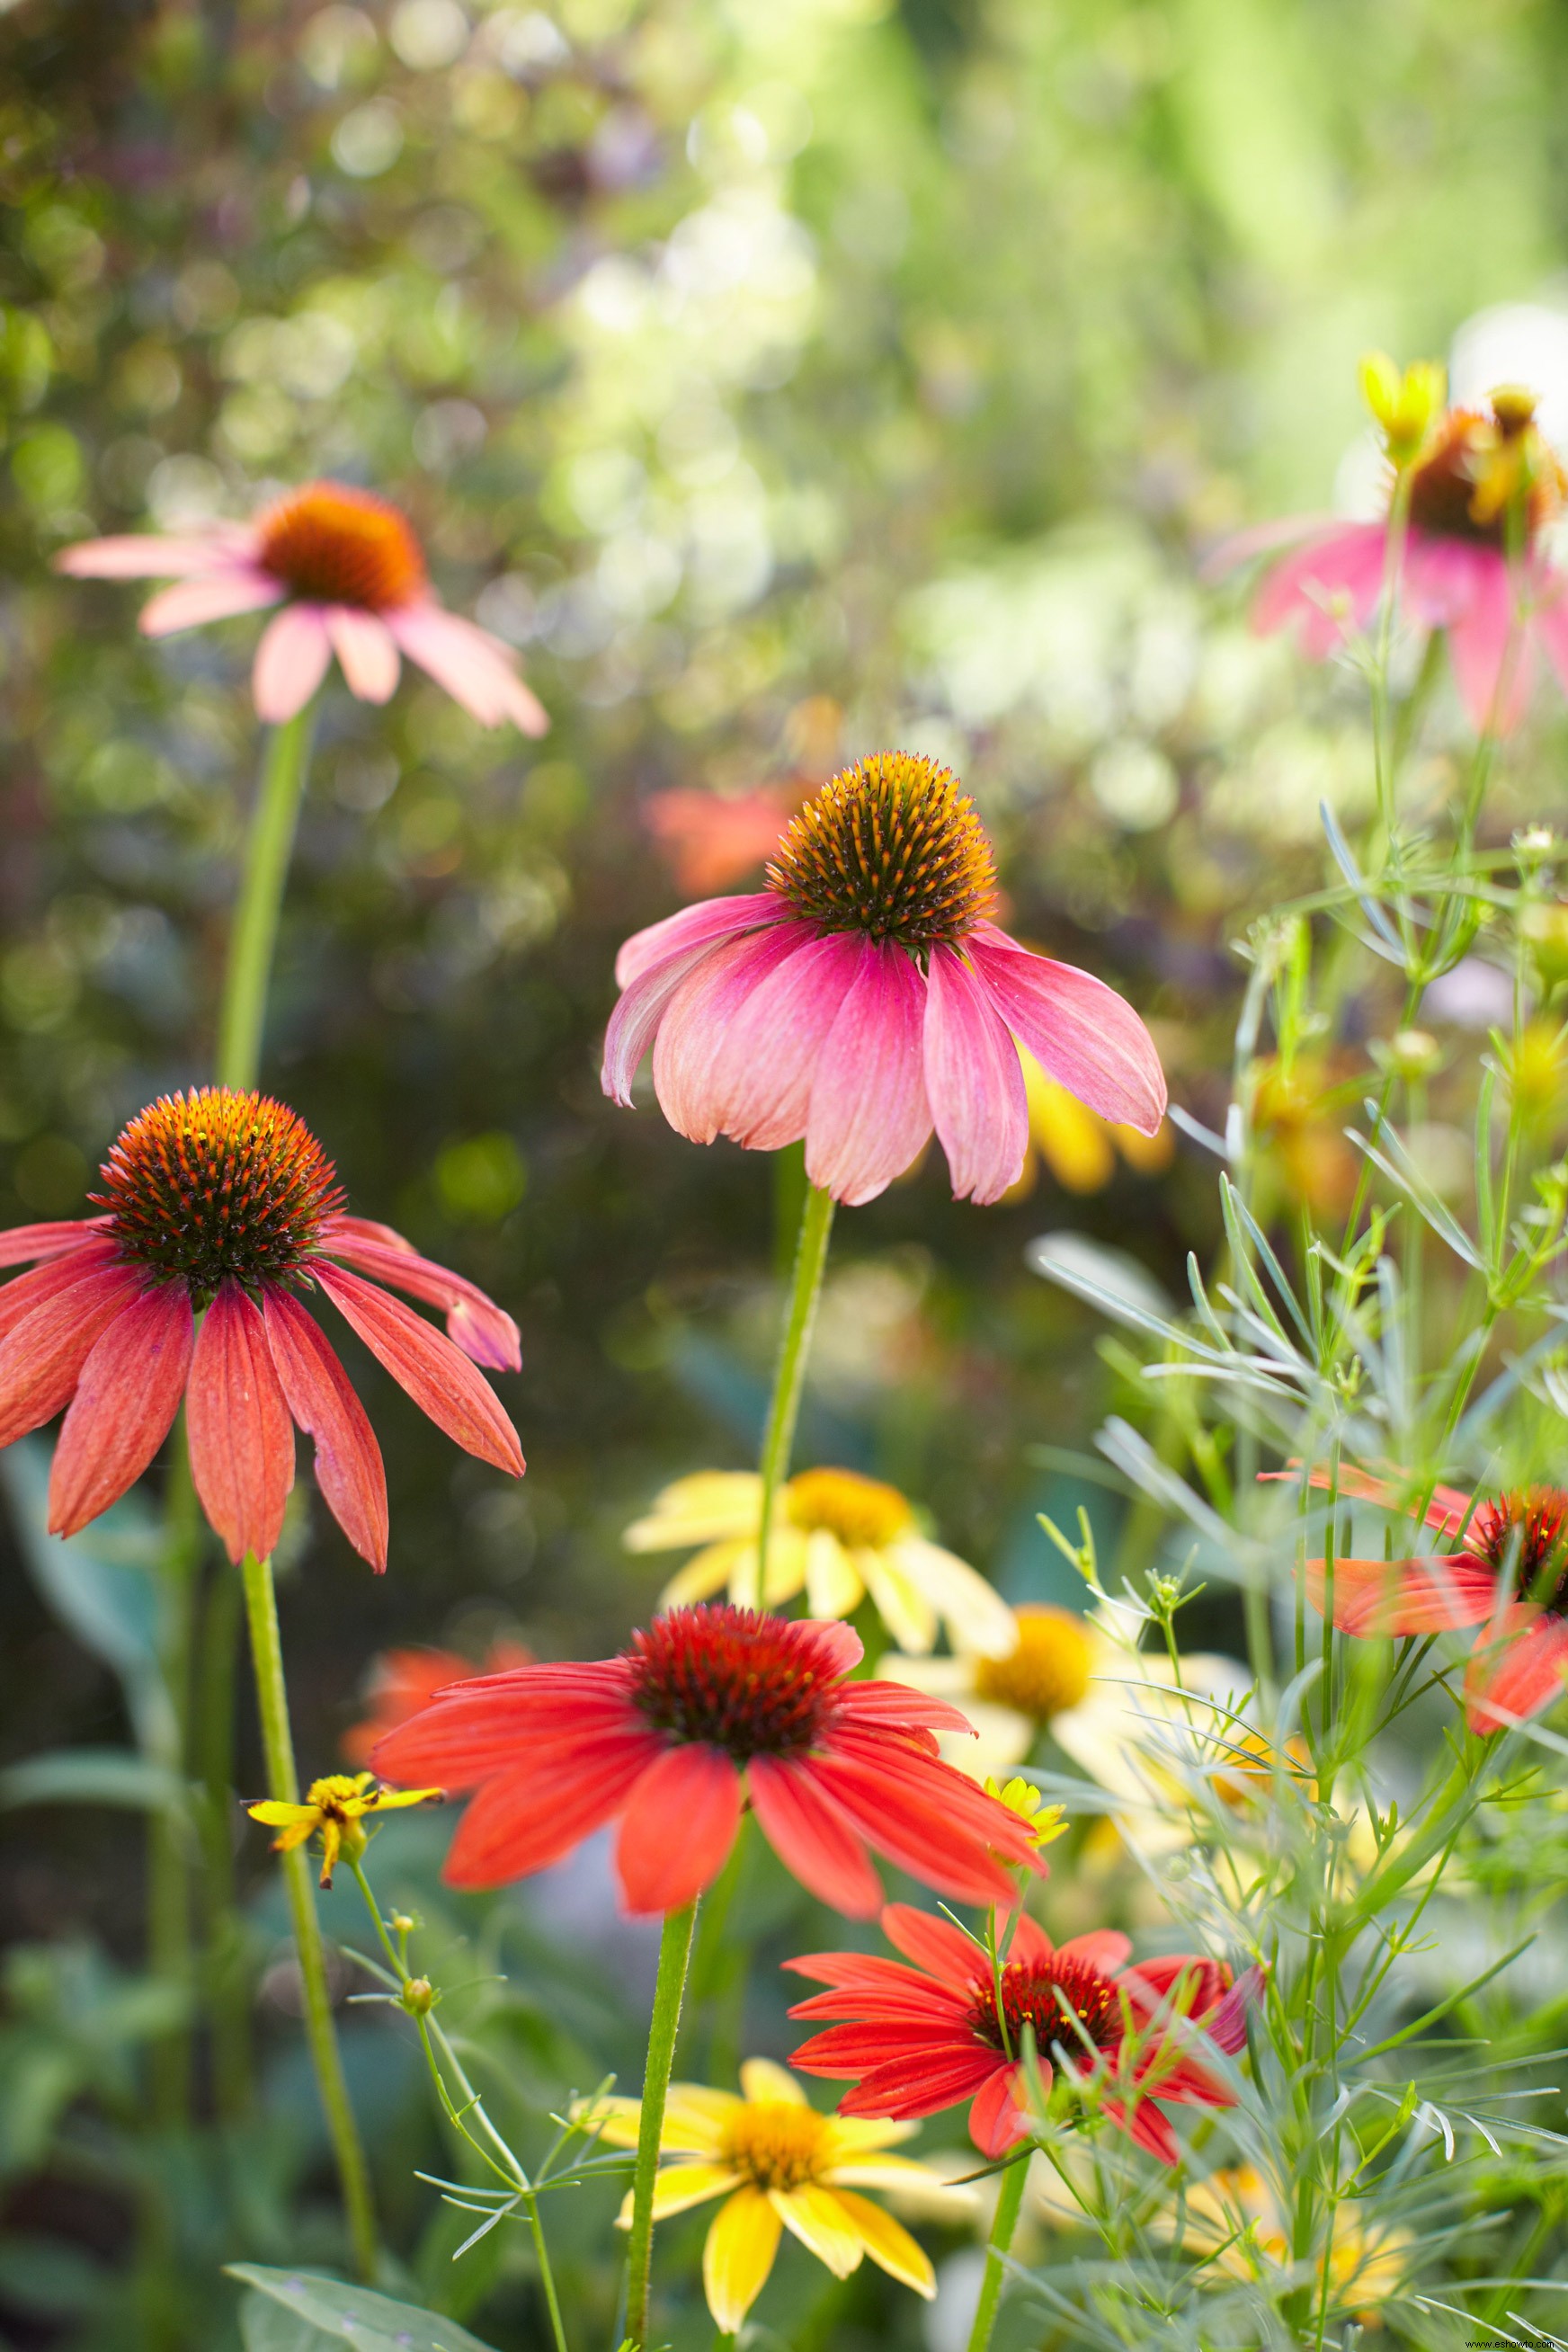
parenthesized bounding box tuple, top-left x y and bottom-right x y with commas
(880, 1601, 1106, 1776)
(575, 2058, 973, 2335)
(623, 1466, 1014, 1656)
(246, 1771, 443, 1888)
(1176, 2165, 1411, 2325)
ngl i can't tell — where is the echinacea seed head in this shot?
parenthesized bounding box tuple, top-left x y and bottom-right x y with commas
(629, 1604, 837, 1760)
(768, 751, 996, 951)
(256, 481, 426, 610)
(94, 1086, 343, 1300)
(1406, 403, 1565, 548)
(968, 1954, 1122, 2056)
(1470, 1485, 1568, 1608)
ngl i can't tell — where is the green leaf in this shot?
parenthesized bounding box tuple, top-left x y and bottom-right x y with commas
(228, 2268, 503, 2352)
(0, 1748, 189, 1815)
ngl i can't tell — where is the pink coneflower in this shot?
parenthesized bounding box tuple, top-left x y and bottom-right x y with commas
(370, 1603, 1043, 1917)
(0, 1088, 523, 1572)
(1223, 390, 1568, 734)
(602, 753, 1166, 1207)
(787, 1904, 1256, 2162)
(1270, 1462, 1568, 1734)
(57, 481, 548, 733)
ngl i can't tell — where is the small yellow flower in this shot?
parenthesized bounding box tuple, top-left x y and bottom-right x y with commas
(983, 1775, 1068, 1849)
(1006, 1049, 1173, 1200)
(1359, 350, 1446, 468)
(1180, 2165, 1411, 2325)
(575, 2059, 973, 2334)
(624, 1466, 1014, 1655)
(246, 1772, 443, 1888)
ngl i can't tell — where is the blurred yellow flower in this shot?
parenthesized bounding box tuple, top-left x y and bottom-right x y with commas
(1006, 1048, 1174, 1198)
(881, 1602, 1102, 1773)
(575, 2059, 970, 2334)
(624, 1465, 1014, 1655)
(246, 1771, 443, 1888)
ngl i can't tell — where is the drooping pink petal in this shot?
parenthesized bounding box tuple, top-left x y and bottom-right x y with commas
(310, 1260, 523, 1475)
(1532, 572, 1568, 699)
(0, 1262, 145, 1448)
(922, 943, 1029, 1204)
(1442, 555, 1530, 735)
(315, 1219, 521, 1372)
(803, 940, 933, 1206)
(653, 923, 819, 1144)
(253, 604, 333, 723)
(1465, 1608, 1568, 1734)
(967, 924, 1166, 1135)
(967, 2062, 1030, 2157)
(1200, 511, 1342, 582)
(1251, 522, 1386, 656)
(746, 1755, 884, 1916)
(615, 893, 780, 991)
(49, 1284, 193, 1537)
(55, 528, 254, 580)
(1401, 532, 1490, 629)
(0, 1219, 107, 1270)
(705, 931, 864, 1154)
(0, 1243, 121, 1342)
(263, 1288, 389, 1572)
(615, 1742, 743, 1912)
(138, 567, 284, 637)
(1305, 1553, 1497, 1636)
(325, 607, 401, 703)
(185, 1279, 295, 1564)
(388, 601, 548, 735)
(601, 909, 780, 1107)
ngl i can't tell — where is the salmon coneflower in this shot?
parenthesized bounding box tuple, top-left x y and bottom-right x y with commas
(370, 1603, 1043, 1916)
(57, 481, 548, 732)
(1270, 1461, 1568, 1733)
(1218, 381, 1568, 735)
(0, 1087, 523, 1572)
(788, 1904, 1257, 2163)
(341, 1637, 534, 1766)
(602, 752, 1166, 1207)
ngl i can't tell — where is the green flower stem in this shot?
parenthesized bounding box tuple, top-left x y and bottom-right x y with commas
(194, 1552, 251, 2118)
(147, 1430, 200, 2125)
(217, 706, 317, 1093)
(625, 1897, 699, 2351)
(241, 1546, 378, 2279)
(967, 2155, 1028, 2352)
(750, 1180, 835, 1607)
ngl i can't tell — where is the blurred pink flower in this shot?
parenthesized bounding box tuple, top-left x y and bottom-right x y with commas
(642, 785, 797, 895)
(57, 481, 548, 733)
(1220, 394, 1568, 733)
(601, 752, 1166, 1207)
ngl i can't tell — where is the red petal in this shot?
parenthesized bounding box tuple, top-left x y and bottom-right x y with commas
(833, 1681, 978, 1737)
(1056, 1929, 1133, 1973)
(880, 1902, 986, 1987)
(441, 1742, 656, 1887)
(0, 1218, 107, 1270)
(1305, 1553, 1495, 1635)
(747, 1754, 883, 1915)
(1465, 1610, 1568, 1733)
(788, 2021, 967, 2074)
(316, 1218, 521, 1371)
(49, 1285, 193, 1537)
(311, 1261, 523, 1474)
(0, 1261, 145, 1448)
(185, 1279, 295, 1564)
(836, 2048, 1002, 2116)
(1261, 1460, 1476, 1538)
(967, 2064, 1031, 2157)
(0, 1242, 123, 1343)
(263, 1289, 388, 1572)
(1104, 2097, 1180, 2162)
(615, 1742, 742, 1912)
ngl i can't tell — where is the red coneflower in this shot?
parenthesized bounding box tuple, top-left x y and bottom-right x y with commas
(0, 1087, 523, 1571)
(341, 1638, 534, 1766)
(1270, 1461, 1568, 1733)
(370, 1604, 1043, 1917)
(787, 1905, 1255, 2163)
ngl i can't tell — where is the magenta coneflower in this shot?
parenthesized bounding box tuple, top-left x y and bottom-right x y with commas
(57, 481, 548, 733)
(787, 1903, 1255, 2162)
(0, 1088, 523, 1571)
(602, 752, 1166, 1206)
(371, 1603, 1043, 1917)
(1222, 390, 1568, 734)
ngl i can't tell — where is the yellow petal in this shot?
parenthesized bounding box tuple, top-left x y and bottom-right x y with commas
(771, 2183, 865, 2278)
(859, 1553, 937, 1653)
(760, 1527, 810, 1608)
(625, 1473, 762, 1551)
(874, 1653, 972, 1696)
(659, 1539, 752, 1608)
(569, 2092, 644, 2148)
(365, 1784, 444, 1813)
(317, 1820, 342, 1885)
(802, 1529, 863, 1618)
(824, 2159, 979, 2220)
(247, 1801, 315, 1828)
(613, 2163, 740, 2228)
(1023, 1059, 1116, 1193)
(739, 2058, 808, 2107)
(660, 2088, 740, 2153)
(818, 2115, 919, 2157)
(270, 1817, 319, 1853)
(830, 2188, 936, 2295)
(703, 2187, 782, 2332)
(893, 1539, 1014, 1656)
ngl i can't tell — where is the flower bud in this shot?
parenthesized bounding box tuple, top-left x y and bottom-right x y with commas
(1384, 1028, 1441, 1081)
(1523, 902, 1568, 991)
(1359, 350, 1446, 467)
(401, 1976, 435, 2016)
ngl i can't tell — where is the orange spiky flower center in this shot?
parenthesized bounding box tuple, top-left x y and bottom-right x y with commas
(768, 752, 997, 951)
(1406, 399, 1564, 550)
(1470, 1485, 1568, 1607)
(967, 1954, 1122, 2056)
(785, 1466, 913, 1548)
(629, 1604, 837, 1760)
(256, 481, 426, 610)
(93, 1087, 343, 1299)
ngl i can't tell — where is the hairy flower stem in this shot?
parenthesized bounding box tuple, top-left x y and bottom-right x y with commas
(217, 707, 317, 1088)
(147, 1430, 200, 2125)
(751, 1180, 835, 1606)
(625, 1897, 699, 2350)
(967, 2156, 1028, 2352)
(242, 1547, 378, 2278)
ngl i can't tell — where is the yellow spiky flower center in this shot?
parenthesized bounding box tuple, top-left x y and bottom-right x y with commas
(973, 1607, 1092, 1724)
(721, 2101, 831, 2192)
(785, 1466, 913, 1550)
(257, 480, 426, 610)
(768, 752, 996, 951)
(303, 1774, 376, 1822)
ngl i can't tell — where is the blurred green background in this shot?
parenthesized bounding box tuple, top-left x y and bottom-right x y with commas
(3, 0, 1568, 2342)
